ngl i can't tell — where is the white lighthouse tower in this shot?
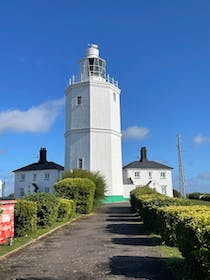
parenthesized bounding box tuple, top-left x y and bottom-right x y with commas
(65, 44, 124, 199)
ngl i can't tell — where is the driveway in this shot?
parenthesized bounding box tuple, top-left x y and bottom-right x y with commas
(0, 203, 174, 280)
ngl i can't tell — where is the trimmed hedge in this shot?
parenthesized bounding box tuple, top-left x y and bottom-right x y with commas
(26, 193, 60, 227)
(14, 199, 37, 237)
(62, 169, 106, 208)
(54, 178, 95, 214)
(57, 198, 75, 221)
(130, 187, 210, 279)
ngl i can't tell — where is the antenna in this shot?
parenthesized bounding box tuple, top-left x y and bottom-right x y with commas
(177, 134, 187, 198)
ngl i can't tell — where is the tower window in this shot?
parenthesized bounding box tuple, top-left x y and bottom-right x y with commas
(77, 96, 82, 105)
(113, 93, 116, 101)
(78, 158, 84, 169)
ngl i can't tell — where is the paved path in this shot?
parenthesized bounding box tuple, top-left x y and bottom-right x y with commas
(0, 203, 174, 280)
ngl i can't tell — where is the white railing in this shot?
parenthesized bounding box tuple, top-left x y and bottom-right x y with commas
(67, 73, 118, 88)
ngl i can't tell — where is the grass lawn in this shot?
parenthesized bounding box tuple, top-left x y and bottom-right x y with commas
(150, 233, 189, 280)
(0, 215, 81, 258)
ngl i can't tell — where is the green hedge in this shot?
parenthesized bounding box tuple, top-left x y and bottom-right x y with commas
(14, 199, 37, 237)
(26, 193, 60, 227)
(130, 187, 210, 279)
(62, 169, 106, 208)
(54, 178, 95, 214)
(57, 198, 75, 221)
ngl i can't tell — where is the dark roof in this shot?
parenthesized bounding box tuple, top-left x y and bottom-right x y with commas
(13, 161, 64, 172)
(13, 148, 64, 172)
(123, 160, 172, 170)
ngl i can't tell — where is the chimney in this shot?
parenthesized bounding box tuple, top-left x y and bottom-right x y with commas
(140, 147, 148, 162)
(39, 147, 47, 163)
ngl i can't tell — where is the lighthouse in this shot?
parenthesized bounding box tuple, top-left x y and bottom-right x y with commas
(64, 44, 124, 199)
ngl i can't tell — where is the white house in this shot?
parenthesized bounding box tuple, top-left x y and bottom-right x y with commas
(13, 148, 64, 198)
(123, 147, 173, 197)
(65, 44, 124, 200)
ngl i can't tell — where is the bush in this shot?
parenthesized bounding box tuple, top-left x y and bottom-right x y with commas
(57, 198, 75, 221)
(26, 193, 60, 227)
(54, 178, 95, 214)
(201, 194, 210, 202)
(62, 169, 106, 208)
(189, 192, 203, 200)
(173, 189, 181, 198)
(14, 199, 37, 237)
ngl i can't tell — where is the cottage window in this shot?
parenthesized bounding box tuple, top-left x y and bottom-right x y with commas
(149, 172, 152, 179)
(20, 174, 25, 181)
(134, 172, 140, 178)
(160, 172, 166, 179)
(33, 174, 36, 181)
(161, 185, 167, 195)
(44, 173, 50, 180)
(20, 188, 24, 197)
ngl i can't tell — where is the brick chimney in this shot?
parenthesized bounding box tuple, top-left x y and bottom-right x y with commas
(39, 147, 47, 163)
(140, 147, 148, 162)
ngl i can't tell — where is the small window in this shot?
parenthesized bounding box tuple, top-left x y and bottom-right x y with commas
(77, 96, 82, 105)
(160, 172, 166, 179)
(20, 174, 25, 181)
(161, 185, 167, 195)
(33, 174, 36, 181)
(45, 187, 50, 193)
(44, 173, 50, 180)
(78, 158, 83, 169)
(20, 188, 24, 197)
(149, 172, 152, 179)
(134, 172, 140, 178)
(113, 92, 116, 101)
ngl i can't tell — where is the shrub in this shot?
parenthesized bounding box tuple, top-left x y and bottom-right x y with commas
(201, 194, 210, 202)
(57, 198, 75, 221)
(14, 199, 37, 237)
(62, 169, 106, 208)
(26, 193, 60, 227)
(189, 192, 203, 200)
(54, 178, 95, 214)
(173, 189, 181, 197)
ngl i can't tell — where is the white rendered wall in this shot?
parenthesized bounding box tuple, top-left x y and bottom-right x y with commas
(65, 79, 124, 196)
(123, 168, 173, 197)
(14, 169, 63, 198)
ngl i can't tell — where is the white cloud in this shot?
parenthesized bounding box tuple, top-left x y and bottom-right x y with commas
(0, 98, 65, 134)
(193, 135, 210, 145)
(122, 125, 149, 140)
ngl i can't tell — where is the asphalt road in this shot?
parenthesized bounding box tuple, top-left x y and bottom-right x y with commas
(0, 203, 174, 280)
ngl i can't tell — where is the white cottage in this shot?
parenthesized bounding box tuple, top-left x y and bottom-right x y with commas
(123, 147, 173, 197)
(13, 148, 64, 198)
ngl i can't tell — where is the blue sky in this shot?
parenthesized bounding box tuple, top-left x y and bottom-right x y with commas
(1, 0, 210, 195)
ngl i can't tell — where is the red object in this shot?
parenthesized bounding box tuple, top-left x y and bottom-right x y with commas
(0, 200, 16, 244)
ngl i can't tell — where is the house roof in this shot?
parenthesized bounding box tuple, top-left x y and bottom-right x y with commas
(13, 148, 64, 172)
(123, 146, 173, 170)
(13, 161, 64, 172)
(123, 160, 172, 170)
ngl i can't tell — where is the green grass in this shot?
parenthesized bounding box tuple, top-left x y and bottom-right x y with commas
(150, 233, 188, 280)
(188, 199, 210, 206)
(0, 214, 80, 257)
